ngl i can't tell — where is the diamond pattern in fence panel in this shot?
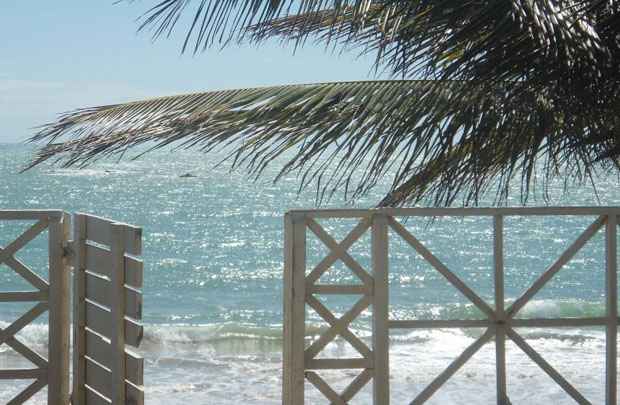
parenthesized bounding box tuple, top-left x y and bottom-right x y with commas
(284, 209, 619, 405)
(0, 214, 63, 405)
(301, 217, 376, 404)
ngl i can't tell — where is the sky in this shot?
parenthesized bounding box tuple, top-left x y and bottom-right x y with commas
(0, 1, 380, 142)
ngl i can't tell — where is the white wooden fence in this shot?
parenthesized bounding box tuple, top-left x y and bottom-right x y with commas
(283, 207, 620, 405)
(0, 210, 144, 405)
(0, 210, 70, 405)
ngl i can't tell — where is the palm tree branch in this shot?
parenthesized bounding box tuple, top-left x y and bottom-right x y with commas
(27, 79, 617, 206)
(127, 0, 613, 85)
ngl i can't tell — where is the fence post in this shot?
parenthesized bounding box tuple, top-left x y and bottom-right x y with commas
(494, 215, 508, 405)
(372, 213, 390, 404)
(72, 214, 87, 405)
(283, 213, 306, 405)
(48, 212, 71, 405)
(110, 224, 127, 405)
(606, 213, 617, 405)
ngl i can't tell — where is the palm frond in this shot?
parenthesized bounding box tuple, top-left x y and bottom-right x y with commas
(131, 1, 614, 83)
(131, 0, 387, 53)
(245, 2, 620, 144)
(27, 79, 619, 206)
(247, 1, 616, 80)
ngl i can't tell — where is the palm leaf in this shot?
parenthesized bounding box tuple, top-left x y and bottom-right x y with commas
(133, 1, 612, 81)
(27, 79, 618, 206)
(250, 2, 614, 77)
(134, 0, 385, 53)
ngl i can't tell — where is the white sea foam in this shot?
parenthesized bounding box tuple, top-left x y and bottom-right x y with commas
(0, 314, 610, 404)
(139, 326, 608, 404)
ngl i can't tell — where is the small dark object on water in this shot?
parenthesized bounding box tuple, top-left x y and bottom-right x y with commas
(179, 173, 197, 178)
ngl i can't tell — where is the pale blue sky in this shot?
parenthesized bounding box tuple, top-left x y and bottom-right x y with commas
(0, 1, 379, 142)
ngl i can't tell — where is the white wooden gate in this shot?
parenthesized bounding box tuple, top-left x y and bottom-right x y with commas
(0, 210, 70, 405)
(0, 210, 145, 405)
(283, 207, 619, 405)
(71, 213, 144, 405)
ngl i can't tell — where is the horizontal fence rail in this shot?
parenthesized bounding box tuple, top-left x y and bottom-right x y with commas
(0, 210, 70, 405)
(283, 207, 620, 405)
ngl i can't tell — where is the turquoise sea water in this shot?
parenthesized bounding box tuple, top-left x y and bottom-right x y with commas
(0, 143, 619, 404)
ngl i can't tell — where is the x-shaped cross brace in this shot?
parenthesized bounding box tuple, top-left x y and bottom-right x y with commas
(303, 217, 376, 403)
(0, 302, 49, 403)
(306, 368, 373, 405)
(0, 219, 49, 290)
(0, 219, 52, 404)
(389, 216, 606, 405)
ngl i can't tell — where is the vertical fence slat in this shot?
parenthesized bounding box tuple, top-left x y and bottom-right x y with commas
(110, 224, 127, 405)
(72, 214, 87, 405)
(606, 214, 618, 405)
(48, 213, 71, 405)
(293, 215, 307, 405)
(283, 213, 306, 405)
(494, 215, 507, 404)
(292, 215, 306, 405)
(283, 213, 294, 404)
(372, 214, 390, 404)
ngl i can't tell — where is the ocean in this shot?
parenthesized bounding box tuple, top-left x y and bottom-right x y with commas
(0, 143, 618, 404)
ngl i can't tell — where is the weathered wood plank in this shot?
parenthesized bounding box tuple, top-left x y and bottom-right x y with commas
(306, 218, 373, 287)
(85, 243, 143, 289)
(510, 317, 607, 327)
(85, 359, 144, 405)
(341, 369, 373, 403)
(606, 214, 618, 405)
(494, 215, 507, 405)
(0, 291, 48, 302)
(73, 213, 87, 405)
(306, 284, 370, 295)
(389, 217, 496, 319)
(372, 214, 390, 405)
(0, 219, 49, 267)
(507, 216, 606, 318)
(507, 328, 591, 404)
(389, 319, 491, 329)
(85, 301, 143, 348)
(110, 224, 127, 405)
(85, 272, 142, 320)
(7, 377, 47, 405)
(283, 213, 296, 405)
(48, 213, 71, 405)
(305, 218, 371, 286)
(83, 214, 142, 255)
(292, 207, 620, 218)
(282, 214, 306, 405)
(291, 216, 307, 405)
(0, 369, 45, 379)
(0, 302, 48, 344)
(305, 358, 370, 370)
(6, 336, 47, 368)
(305, 295, 371, 360)
(0, 210, 62, 220)
(411, 329, 495, 405)
(85, 330, 144, 386)
(85, 386, 112, 405)
(5, 255, 49, 291)
(305, 371, 346, 405)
